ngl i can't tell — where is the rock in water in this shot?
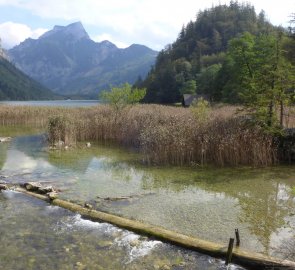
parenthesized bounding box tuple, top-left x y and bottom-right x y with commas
(24, 182, 42, 191)
(0, 137, 11, 143)
(48, 191, 58, 200)
(0, 184, 8, 191)
(130, 239, 140, 247)
(38, 186, 55, 194)
(84, 202, 93, 209)
(55, 140, 65, 148)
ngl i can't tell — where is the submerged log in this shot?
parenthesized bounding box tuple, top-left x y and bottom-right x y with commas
(97, 192, 156, 201)
(14, 186, 295, 270)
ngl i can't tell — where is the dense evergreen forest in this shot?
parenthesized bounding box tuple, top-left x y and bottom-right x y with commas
(139, 2, 295, 107)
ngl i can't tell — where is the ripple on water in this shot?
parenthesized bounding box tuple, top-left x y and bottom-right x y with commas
(0, 190, 248, 270)
(52, 213, 162, 263)
(113, 230, 162, 263)
(53, 213, 246, 268)
(1, 190, 20, 199)
(53, 214, 120, 234)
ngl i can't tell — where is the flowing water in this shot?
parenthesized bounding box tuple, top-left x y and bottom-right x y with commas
(1, 191, 239, 270)
(1, 128, 294, 269)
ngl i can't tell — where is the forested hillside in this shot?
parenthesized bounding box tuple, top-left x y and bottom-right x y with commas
(140, 2, 294, 105)
(0, 55, 57, 100)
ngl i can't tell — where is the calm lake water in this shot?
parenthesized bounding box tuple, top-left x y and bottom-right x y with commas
(0, 100, 100, 107)
(0, 128, 294, 269)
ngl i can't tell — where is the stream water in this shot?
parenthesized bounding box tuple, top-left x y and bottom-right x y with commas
(0, 129, 294, 269)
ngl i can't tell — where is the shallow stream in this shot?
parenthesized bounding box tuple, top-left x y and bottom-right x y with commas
(1, 129, 294, 269)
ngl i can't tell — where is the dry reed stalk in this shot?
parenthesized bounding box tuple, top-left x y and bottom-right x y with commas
(0, 104, 279, 166)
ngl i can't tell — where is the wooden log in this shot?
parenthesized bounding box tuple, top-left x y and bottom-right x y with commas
(225, 238, 234, 265)
(97, 192, 156, 201)
(98, 196, 133, 201)
(15, 187, 295, 270)
(235, 228, 240, 246)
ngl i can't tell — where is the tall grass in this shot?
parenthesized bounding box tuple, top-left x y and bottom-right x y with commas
(0, 104, 284, 166)
(0, 105, 69, 127)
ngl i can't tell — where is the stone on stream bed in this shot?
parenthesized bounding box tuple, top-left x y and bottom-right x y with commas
(84, 202, 93, 209)
(86, 142, 91, 148)
(0, 137, 12, 143)
(98, 240, 113, 248)
(38, 185, 55, 194)
(0, 184, 8, 191)
(23, 182, 43, 191)
(130, 239, 141, 247)
(47, 191, 59, 200)
(22, 182, 58, 199)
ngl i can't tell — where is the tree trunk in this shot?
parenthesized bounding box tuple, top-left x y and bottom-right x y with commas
(267, 100, 274, 127)
(280, 100, 284, 128)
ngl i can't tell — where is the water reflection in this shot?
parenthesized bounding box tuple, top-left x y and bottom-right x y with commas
(150, 168, 294, 257)
(228, 179, 293, 255)
(0, 142, 8, 169)
(0, 133, 294, 259)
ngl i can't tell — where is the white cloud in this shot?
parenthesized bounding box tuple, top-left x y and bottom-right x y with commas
(93, 33, 128, 48)
(0, 21, 47, 49)
(0, 0, 202, 49)
(31, 27, 48, 39)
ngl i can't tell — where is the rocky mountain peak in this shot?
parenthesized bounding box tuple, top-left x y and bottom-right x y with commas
(40, 21, 90, 41)
(0, 38, 8, 59)
(8, 22, 157, 98)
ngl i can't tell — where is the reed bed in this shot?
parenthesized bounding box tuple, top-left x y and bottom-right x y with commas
(0, 104, 282, 166)
(0, 105, 72, 127)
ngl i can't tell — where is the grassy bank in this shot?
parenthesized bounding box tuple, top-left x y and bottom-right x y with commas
(0, 104, 290, 166)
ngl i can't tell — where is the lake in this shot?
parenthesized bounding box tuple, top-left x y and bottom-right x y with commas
(0, 100, 100, 107)
(0, 128, 294, 269)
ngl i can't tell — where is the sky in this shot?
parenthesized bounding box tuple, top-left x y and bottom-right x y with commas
(0, 0, 294, 51)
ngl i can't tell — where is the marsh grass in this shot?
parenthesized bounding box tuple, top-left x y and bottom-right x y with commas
(0, 106, 67, 127)
(284, 106, 295, 128)
(0, 104, 285, 166)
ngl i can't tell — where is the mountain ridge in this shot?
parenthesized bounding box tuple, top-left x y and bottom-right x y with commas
(0, 55, 58, 100)
(8, 22, 157, 98)
(40, 22, 90, 41)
